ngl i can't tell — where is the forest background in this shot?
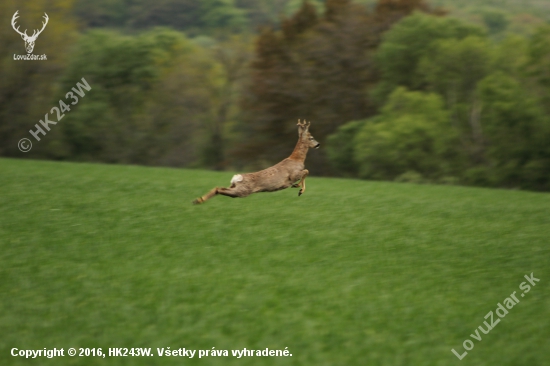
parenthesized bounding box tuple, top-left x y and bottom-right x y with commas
(2, 0, 550, 191)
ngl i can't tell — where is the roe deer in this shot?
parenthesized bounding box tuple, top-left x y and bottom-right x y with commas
(192, 120, 320, 204)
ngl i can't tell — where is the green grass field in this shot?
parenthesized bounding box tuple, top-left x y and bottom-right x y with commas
(1, 158, 549, 365)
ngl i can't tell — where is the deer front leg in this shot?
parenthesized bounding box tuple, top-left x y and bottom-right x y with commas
(291, 169, 309, 196)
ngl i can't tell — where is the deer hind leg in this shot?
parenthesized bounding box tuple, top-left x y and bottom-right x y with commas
(192, 186, 248, 205)
(193, 187, 218, 205)
(291, 169, 309, 196)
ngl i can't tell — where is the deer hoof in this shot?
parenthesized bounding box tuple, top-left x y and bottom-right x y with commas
(298, 190, 303, 196)
(192, 198, 204, 205)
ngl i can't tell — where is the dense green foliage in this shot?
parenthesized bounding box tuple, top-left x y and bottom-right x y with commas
(327, 12, 550, 190)
(71, 0, 550, 32)
(74, 0, 249, 33)
(429, 0, 550, 35)
(354, 87, 461, 182)
(373, 14, 485, 102)
(1, 158, 549, 365)
(49, 28, 223, 166)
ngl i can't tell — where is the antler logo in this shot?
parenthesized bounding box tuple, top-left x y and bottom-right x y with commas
(11, 11, 49, 54)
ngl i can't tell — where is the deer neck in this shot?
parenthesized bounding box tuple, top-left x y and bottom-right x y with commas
(288, 138, 309, 162)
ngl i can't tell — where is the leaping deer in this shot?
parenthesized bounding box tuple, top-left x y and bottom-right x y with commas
(193, 120, 320, 205)
(11, 11, 49, 54)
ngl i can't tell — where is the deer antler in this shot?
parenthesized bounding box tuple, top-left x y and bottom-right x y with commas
(30, 13, 48, 40)
(11, 11, 28, 38)
(298, 119, 310, 127)
(297, 119, 310, 130)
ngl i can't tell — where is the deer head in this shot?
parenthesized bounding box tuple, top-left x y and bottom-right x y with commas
(297, 120, 320, 149)
(12, 11, 49, 54)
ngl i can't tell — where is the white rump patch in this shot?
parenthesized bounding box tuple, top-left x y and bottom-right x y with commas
(230, 174, 244, 185)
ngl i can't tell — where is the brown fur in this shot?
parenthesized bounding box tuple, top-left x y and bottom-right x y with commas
(193, 120, 319, 204)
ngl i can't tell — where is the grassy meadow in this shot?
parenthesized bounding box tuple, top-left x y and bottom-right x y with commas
(0, 158, 549, 365)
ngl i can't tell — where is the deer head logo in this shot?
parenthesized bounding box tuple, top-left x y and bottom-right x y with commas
(11, 11, 49, 54)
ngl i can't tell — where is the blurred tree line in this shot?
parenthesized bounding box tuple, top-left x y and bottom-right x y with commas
(327, 13, 550, 190)
(1, 0, 549, 191)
